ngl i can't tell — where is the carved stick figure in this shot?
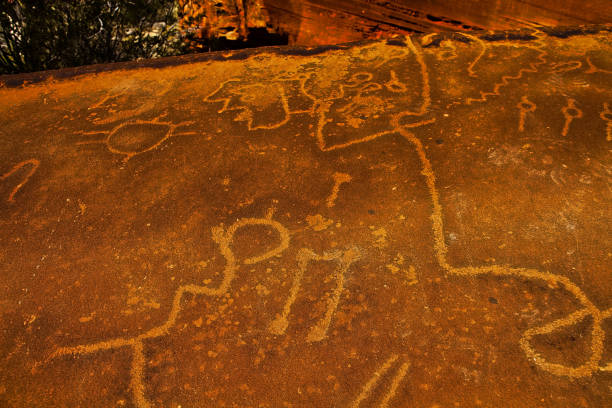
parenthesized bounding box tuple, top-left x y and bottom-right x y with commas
(516, 96, 536, 132)
(561, 98, 583, 137)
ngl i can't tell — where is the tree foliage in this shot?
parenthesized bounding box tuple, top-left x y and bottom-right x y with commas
(0, 0, 185, 74)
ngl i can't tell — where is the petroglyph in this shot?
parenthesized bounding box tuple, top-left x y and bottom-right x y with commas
(326, 172, 352, 208)
(205, 80, 292, 130)
(392, 118, 611, 379)
(305, 95, 612, 378)
(76, 118, 197, 162)
(350, 354, 410, 408)
(3, 27, 612, 407)
(461, 31, 548, 105)
(0, 159, 40, 202)
(550, 60, 583, 73)
(50, 216, 290, 408)
(585, 56, 612, 75)
(315, 36, 433, 152)
(87, 83, 173, 125)
(517, 96, 536, 132)
(561, 98, 583, 137)
(268, 246, 361, 343)
(601, 102, 612, 141)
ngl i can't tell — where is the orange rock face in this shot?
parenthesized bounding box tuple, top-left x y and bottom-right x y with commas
(0, 26, 611, 407)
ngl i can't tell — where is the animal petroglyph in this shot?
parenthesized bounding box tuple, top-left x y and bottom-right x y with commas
(517, 96, 536, 132)
(561, 98, 583, 137)
(87, 82, 173, 125)
(326, 172, 352, 208)
(0, 159, 40, 202)
(205, 80, 293, 130)
(350, 354, 411, 408)
(268, 246, 361, 342)
(50, 216, 290, 408)
(76, 118, 197, 162)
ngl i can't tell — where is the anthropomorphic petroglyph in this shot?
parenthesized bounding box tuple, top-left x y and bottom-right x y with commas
(313, 38, 435, 151)
(561, 98, 583, 137)
(517, 96, 536, 132)
(51, 215, 290, 408)
(205, 80, 292, 130)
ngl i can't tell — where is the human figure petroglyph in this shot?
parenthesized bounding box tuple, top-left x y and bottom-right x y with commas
(203, 38, 434, 150)
(517, 96, 536, 132)
(76, 117, 197, 162)
(561, 98, 583, 137)
(50, 215, 290, 408)
(314, 37, 434, 152)
(0, 159, 40, 202)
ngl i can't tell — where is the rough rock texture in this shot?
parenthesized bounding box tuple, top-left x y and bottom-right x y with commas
(0, 25, 611, 407)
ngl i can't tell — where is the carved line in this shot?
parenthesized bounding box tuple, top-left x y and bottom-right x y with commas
(89, 82, 173, 125)
(464, 32, 548, 105)
(379, 360, 410, 408)
(550, 60, 582, 74)
(600, 102, 612, 141)
(268, 246, 361, 343)
(585, 57, 612, 74)
(351, 354, 410, 408)
(391, 116, 611, 378)
(1, 159, 40, 202)
(326, 172, 352, 208)
(50, 216, 290, 408)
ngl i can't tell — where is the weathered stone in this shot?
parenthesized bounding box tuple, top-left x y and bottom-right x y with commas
(0, 25, 611, 407)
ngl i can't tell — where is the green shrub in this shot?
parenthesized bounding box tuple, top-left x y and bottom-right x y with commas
(0, 0, 186, 74)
